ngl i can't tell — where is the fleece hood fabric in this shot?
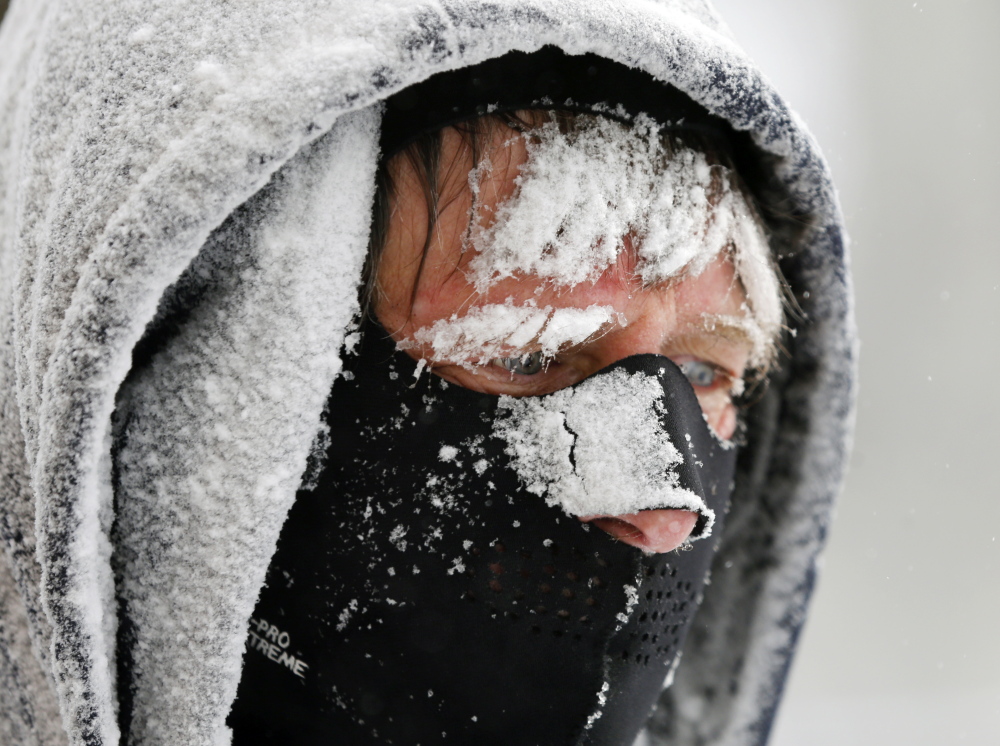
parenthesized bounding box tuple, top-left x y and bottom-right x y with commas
(0, 1, 855, 745)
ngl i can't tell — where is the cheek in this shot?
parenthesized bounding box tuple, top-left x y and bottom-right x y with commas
(697, 390, 737, 441)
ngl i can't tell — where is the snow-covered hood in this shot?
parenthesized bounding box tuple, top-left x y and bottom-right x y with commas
(0, 1, 854, 745)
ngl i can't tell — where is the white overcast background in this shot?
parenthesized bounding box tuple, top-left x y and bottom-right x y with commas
(712, 0, 1000, 743)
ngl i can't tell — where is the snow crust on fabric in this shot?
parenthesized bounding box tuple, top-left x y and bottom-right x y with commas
(0, 1, 853, 745)
(0, 558, 69, 746)
(113, 112, 378, 746)
(0, 3, 74, 743)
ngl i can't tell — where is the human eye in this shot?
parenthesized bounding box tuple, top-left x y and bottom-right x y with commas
(493, 350, 546, 376)
(678, 360, 729, 391)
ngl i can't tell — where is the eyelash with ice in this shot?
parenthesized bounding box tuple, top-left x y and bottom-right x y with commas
(678, 360, 724, 388)
(492, 353, 732, 392)
(493, 351, 548, 376)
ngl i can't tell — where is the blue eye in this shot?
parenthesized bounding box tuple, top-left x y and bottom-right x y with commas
(496, 351, 546, 375)
(679, 360, 719, 388)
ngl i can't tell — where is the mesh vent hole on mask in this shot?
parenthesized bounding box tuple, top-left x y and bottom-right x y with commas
(610, 556, 704, 667)
(474, 543, 688, 635)
(455, 536, 626, 642)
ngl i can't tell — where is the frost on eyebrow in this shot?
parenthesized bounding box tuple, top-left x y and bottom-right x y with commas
(725, 203, 783, 348)
(700, 313, 775, 371)
(404, 304, 621, 367)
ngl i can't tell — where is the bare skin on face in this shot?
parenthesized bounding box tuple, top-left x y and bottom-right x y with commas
(375, 123, 756, 554)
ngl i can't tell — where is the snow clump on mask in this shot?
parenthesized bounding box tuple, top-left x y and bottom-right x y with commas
(492, 367, 713, 532)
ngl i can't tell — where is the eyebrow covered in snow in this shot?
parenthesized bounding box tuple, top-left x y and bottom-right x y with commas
(402, 303, 624, 367)
(697, 313, 776, 371)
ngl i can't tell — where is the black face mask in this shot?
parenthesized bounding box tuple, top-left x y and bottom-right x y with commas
(228, 320, 736, 746)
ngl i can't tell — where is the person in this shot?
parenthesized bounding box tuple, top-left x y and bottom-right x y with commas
(226, 51, 787, 745)
(0, 2, 855, 746)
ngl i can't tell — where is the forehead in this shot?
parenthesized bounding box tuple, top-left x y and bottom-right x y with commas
(376, 114, 765, 351)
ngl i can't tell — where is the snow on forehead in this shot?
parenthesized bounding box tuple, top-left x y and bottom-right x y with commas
(465, 114, 782, 342)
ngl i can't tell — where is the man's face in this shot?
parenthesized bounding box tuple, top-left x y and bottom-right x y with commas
(374, 121, 758, 554)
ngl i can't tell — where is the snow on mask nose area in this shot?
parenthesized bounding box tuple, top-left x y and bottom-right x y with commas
(492, 365, 715, 535)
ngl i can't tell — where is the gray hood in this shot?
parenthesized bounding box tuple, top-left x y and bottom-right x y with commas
(0, 1, 854, 744)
